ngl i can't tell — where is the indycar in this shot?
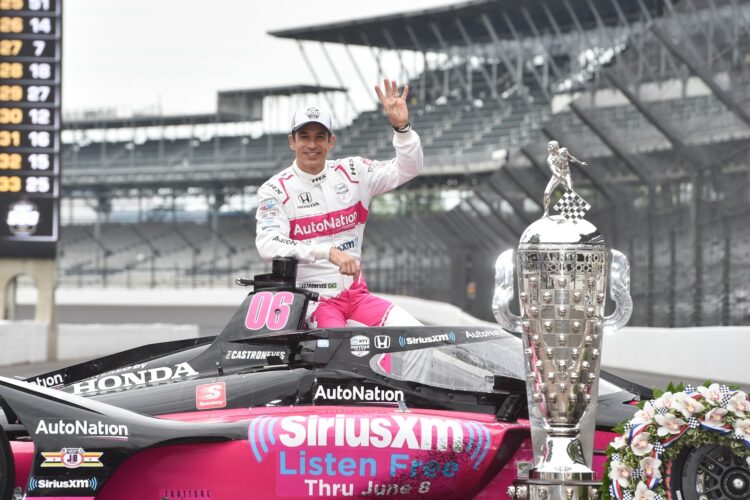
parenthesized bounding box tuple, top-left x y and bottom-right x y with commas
(0, 258, 655, 500)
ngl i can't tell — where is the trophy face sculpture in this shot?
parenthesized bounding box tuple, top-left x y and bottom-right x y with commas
(494, 142, 632, 500)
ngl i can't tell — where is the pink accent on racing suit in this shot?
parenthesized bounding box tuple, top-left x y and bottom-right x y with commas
(255, 130, 423, 326)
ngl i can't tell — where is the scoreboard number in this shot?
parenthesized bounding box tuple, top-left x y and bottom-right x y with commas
(0, 0, 60, 257)
(0, 16, 23, 33)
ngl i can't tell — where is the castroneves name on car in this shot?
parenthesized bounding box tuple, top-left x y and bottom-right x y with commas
(72, 362, 198, 395)
(224, 350, 286, 361)
(313, 384, 404, 403)
(35, 419, 129, 439)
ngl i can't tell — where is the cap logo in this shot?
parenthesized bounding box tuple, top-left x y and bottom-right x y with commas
(305, 107, 320, 119)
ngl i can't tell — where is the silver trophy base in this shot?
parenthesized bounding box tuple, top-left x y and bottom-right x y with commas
(531, 431, 593, 477)
(506, 431, 601, 500)
(507, 480, 601, 500)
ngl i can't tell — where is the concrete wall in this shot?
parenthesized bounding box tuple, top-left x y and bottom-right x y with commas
(601, 326, 750, 389)
(0, 321, 198, 366)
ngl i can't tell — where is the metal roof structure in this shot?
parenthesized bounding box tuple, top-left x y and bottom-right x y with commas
(268, 0, 668, 50)
(64, 84, 346, 130)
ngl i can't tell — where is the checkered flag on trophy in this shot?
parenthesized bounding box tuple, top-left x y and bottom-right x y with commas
(553, 191, 591, 220)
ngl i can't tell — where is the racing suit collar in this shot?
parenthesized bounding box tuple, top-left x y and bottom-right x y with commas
(292, 160, 329, 186)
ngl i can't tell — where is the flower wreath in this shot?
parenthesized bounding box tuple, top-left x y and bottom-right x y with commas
(601, 382, 750, 500)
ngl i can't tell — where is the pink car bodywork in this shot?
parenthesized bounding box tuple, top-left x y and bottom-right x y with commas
(12, 406, 615, 500)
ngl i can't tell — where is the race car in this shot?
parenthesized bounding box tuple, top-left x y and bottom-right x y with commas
(0, 258, 719, 500)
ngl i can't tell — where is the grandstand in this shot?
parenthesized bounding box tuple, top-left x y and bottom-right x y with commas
(53, 0, 750, 326)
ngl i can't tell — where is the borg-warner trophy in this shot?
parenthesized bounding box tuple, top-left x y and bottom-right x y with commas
(494, 141, 632, 500)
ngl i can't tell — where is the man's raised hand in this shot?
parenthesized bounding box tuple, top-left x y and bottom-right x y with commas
(374, 79, 410, 129)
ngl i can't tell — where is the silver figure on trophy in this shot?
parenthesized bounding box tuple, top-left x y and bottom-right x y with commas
(543, 141, 588, 217)
(494, 141, 632, 500)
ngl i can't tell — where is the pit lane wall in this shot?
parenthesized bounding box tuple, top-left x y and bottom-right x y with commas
(7, 287, 750, 388)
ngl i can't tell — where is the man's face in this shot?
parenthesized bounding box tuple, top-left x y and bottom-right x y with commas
(288, 123, 335, 174)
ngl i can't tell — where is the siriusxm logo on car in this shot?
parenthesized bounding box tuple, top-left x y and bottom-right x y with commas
(398, 332, 456, 348)
(248, 414, 493, 471)
(28, 476, 98, 491)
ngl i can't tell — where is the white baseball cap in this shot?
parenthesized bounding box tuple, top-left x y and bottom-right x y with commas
(291, 105, 332, 134)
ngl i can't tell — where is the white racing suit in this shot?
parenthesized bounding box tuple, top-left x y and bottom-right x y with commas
(255, 129, 424, 329)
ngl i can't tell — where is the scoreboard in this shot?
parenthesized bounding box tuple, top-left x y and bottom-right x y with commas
(0, 0, 60, 259)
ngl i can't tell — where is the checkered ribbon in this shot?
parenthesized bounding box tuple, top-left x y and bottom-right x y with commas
(687, 417, 700, 429)
(684, 385, 695, 394)
(654, 406, 669, 415)
(653, 442, 665, 456)
(623, 491, 634, 500)
(611, 453, 622, 463)
(631, 468, 643, 480)
(720, 385, 734, 407)
(553, 191, 591, 220)
(624, 422, 634, 432)
(654, 495, 664, 500)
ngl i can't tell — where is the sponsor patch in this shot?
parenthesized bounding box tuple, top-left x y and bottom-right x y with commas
(363, 159, 389, 172)
(336, 236, 358, 251)
(311, 173, 326, 183)
(41, 448, 103, 469)
(317, 339, 330, 348)
(398, 332, 456, 348)
(299, 282, 337, 290)
(196, 382, 227, 411)
(260, 209, 278, 220)
(258, 198, 278, 211)
(350, 335, 370, 357)
(289, 202, 368, 240)
(272, 235, 298, 246)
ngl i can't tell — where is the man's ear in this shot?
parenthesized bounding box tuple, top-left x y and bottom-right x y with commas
(329, 134, 336, 149)
(288, 133, 295, 150)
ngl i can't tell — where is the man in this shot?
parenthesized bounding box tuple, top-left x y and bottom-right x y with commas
(255, 80, 422, 328)
(543, 140, 587, 216)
